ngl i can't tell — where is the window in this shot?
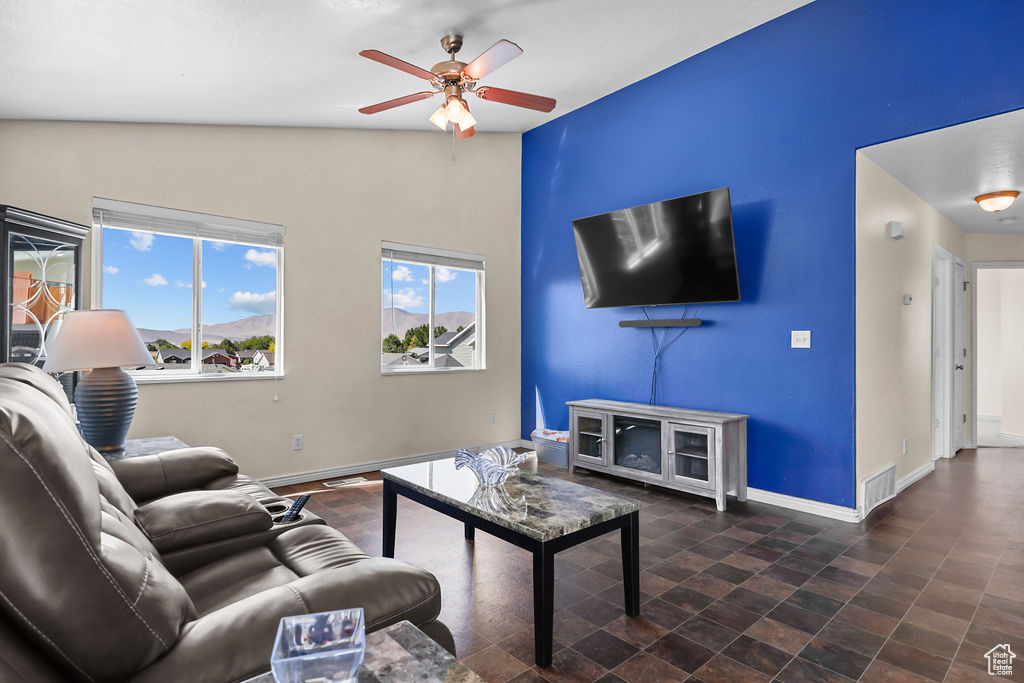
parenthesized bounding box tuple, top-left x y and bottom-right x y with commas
(93, 198, 284, 380)
(381, 241, 484, 372)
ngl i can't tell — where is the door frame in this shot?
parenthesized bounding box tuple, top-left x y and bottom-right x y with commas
(970, 261, 1024, 448)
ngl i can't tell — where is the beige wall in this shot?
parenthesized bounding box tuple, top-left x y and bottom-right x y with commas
(0, 121, 522, 479)
(976, 268, 1002, 417)
(855, 154, 967, 500)
(998, 270, 1024, 436)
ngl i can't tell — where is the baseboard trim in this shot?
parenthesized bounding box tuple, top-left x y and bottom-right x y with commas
(745, 488, 861, 523)
(997, 431, 1024, 444)
(896, 460, 934, 493)
(259, 439, 527, 488)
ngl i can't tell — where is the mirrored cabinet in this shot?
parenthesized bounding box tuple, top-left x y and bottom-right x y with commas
(1, 206, 90, 397)
(568, 399, 748, 511)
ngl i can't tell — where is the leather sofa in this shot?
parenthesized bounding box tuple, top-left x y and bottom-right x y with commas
(0, 363, 454, 682)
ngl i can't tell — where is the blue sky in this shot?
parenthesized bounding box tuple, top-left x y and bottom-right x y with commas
(102, 229, 277, 330)
(382, 260, 476, 316)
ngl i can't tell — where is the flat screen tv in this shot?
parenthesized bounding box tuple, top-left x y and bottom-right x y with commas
(571, 187, 740, 308)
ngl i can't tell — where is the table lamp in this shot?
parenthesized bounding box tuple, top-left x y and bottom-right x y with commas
(43, 309, 155, 458)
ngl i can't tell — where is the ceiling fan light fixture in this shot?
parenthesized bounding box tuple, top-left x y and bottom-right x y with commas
(975, 190, 1019, 212)
(429, 105, 448, 131)
(459, 108, 477, 131)
(445, 96, 467, 123)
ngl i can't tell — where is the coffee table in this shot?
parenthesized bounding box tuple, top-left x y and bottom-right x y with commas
(244, 620, 482, 682)
(381, 458, 641, 667)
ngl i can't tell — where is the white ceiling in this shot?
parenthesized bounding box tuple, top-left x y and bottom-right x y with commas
(0, 0, 810, 133)
(862, 109, 1024, 233)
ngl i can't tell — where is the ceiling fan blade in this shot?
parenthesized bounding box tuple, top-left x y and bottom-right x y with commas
(359, 49, 438, 81)
(454, 123, 476, 140)
(358, 91, 436, 115)
(475, 86, 556, 113)
(462, 39, 523, 81)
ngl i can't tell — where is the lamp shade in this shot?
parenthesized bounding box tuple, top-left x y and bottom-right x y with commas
(43, 310, 155, 372)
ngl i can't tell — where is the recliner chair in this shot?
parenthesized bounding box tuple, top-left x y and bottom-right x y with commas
(0, 364, 453, 682)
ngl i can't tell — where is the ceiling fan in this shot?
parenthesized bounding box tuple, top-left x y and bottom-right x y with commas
(358, 34, 556, 139)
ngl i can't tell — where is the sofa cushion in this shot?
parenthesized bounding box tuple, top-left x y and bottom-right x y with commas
(0, 378, 195, 681)
(205, 473, 279, 502)
(111, 447, 240, 503)
(135, 490, 274, 554)
(179, 525, 370, 616)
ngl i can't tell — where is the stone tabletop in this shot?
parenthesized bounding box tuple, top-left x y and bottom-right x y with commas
(382, 457, 641, 542)
(244, 620, 482, 683)
(115, 435, 189, 461)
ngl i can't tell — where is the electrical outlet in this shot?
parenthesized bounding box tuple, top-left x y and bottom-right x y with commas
(490, 413, 497, 425)
(292, 434, 304, 451)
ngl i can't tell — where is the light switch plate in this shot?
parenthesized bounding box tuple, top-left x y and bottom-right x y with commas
(791, 330, 811, 348)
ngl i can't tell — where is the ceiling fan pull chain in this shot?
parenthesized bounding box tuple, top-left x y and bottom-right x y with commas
(451, 126, 457, 162)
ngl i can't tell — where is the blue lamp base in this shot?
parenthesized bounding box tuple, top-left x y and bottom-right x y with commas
(75, 367, 138, 460)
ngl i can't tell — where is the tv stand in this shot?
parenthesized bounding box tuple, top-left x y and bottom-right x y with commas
(567, 399, 747, 511)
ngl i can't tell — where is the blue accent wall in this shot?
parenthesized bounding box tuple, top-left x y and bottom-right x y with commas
(521, 0, 1024, 508)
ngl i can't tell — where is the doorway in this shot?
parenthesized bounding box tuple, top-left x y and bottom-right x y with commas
(973, 262, 1024, 448)
(932, 246, 968, 460)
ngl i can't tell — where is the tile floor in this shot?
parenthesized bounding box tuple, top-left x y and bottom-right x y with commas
(275, 447, 1024, 682)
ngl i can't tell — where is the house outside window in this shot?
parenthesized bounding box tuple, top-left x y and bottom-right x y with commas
(381, 241, 484, 373)
(93, 198, 284, 381)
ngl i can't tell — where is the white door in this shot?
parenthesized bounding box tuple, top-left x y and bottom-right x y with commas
(953, 260, 968, 452)
(932, 248, 952, 460)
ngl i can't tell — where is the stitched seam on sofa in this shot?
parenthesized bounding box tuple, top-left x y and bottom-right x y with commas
(0, 428, 170, 648)
(0, 584, 94, 681)
(156, 455, 169, 497)
(365, 587, 441, 630)
(133, 555, 152, 606)
(286, 584, 310, 614)
(146, 511, 266, 539)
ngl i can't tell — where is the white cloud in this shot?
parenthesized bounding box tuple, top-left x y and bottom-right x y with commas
(103, 265, 119, 275)
(435, 267, 458, 283)
(244, 249, 276, 267)
(129, 232, 154, 252)
(176, 280, 206, 289)
(383, 287, 424, 310)
(230, 290, 276, 314)
(208, 241, 228, 251)
(392, 265, 414, 282)
(143, 273, 167, 287)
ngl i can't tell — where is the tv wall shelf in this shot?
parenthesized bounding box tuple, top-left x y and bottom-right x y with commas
(619, 319, 703, 328)
(567, 399, 747, 511)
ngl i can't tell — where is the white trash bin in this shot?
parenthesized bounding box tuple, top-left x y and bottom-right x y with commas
(531, 428, 569, 468)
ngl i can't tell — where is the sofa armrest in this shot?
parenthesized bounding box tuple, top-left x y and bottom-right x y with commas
(110, 447, 239, 502)
(129, 560, 444, 683)
(135, 490, 272, 554)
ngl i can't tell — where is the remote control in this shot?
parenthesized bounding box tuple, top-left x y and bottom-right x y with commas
(280, 494, 310, 523)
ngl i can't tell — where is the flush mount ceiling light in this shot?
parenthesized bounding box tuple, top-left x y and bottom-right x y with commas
(358, 34, 556, 139)
(974, 190, 1020, 212)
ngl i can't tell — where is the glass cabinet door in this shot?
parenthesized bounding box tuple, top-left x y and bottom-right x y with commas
(7, 232, 77, 385)
(668, 423, 716, 489)
(573, 410, 607, 466)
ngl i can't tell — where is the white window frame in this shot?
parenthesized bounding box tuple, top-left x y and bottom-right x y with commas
(91, 198, 285, 383)
(381, 241, 485, 375)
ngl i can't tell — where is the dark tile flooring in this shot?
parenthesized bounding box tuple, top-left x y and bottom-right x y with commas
(274, 448, 1024, 682)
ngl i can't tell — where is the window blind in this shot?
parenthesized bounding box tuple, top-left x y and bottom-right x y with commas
(93, 197, 285, 247)
(381, 240, 484, 271)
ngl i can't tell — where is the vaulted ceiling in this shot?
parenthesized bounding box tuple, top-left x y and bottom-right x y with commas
(0, 0, 811, 132)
